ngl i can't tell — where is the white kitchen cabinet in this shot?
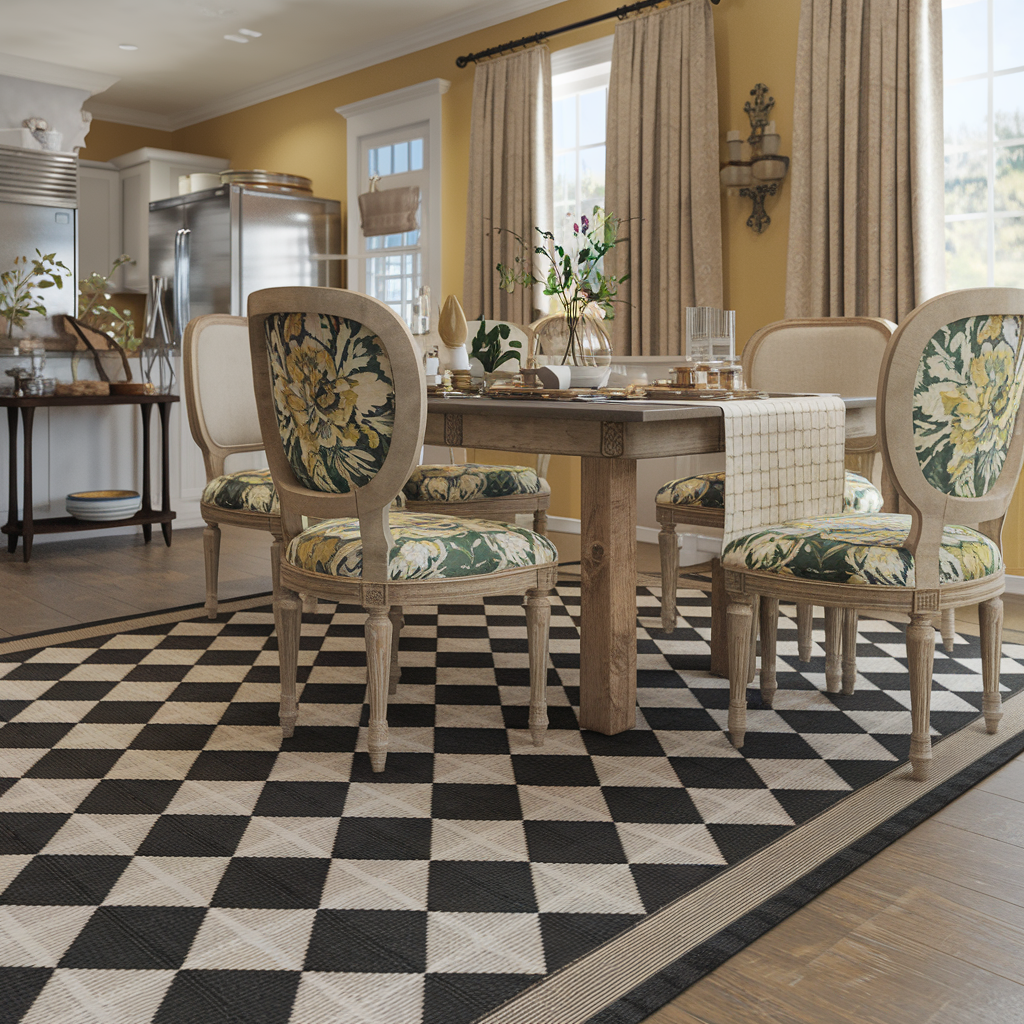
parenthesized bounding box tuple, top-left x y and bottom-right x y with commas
(110, 148, 229, 292)
(77, 159, 121, 282)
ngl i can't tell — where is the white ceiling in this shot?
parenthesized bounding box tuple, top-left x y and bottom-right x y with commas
(0, 0, 564, 130)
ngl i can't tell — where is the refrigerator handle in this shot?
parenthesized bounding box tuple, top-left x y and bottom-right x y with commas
(174, 228, 191, 345)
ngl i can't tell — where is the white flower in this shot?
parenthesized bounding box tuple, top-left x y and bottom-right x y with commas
(391, 539, 444, 578)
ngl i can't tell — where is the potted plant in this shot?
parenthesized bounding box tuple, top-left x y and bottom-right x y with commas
(496, 207, 628, 382)
(0, 249, 72, 348)
(78, 254, 142, 352)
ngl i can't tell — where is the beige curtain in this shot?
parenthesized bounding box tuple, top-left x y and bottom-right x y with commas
(463, 47, 553, 322)
(785, 0, 944, 321)
(605, 0, 723, 357)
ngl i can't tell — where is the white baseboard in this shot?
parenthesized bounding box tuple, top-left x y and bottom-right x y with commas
(1004, 574, 1024, 595)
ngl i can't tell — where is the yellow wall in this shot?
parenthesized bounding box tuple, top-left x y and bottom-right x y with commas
(88, 0, 936, 552)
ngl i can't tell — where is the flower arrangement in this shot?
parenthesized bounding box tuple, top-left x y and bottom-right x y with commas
(0, 249, 72, 342)
(496, 207, 628, 365)
(78, 254, 142, 352)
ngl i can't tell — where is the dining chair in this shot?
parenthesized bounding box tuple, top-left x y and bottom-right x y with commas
(183, 314, 279, 619)
(404, 319, 551, 534)
(657, 317, 893, 678)
(247, 286, 559, 772)
(722, 288, 1024, 781)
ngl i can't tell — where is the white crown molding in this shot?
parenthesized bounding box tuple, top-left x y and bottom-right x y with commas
(336, 78, 450, 121)
(0, 53, 119, 96)
(83, 0, 562, 131)
(109, 147, 230, 171)
(83, 101, 177, 132)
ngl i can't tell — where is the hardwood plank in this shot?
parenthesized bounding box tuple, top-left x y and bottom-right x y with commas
(976, 755, 1024, 803)
(931, 788, 1024, 848)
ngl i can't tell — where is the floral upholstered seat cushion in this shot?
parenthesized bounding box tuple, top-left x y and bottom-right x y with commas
(203, 469, 406, 515)
(203, 469, 278, 514)
(722, 513, 1001, 587)
(403, 464, 545, 502)
(842, 471, 884, 513)
(655, 470, 882, 513)
(286, 511, 558, 580)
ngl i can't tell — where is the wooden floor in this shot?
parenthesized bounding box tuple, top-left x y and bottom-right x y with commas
(3, 527, 1024, 1023)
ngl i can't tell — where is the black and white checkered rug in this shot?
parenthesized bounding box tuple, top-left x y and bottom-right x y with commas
(2, 584, 1023, 1024)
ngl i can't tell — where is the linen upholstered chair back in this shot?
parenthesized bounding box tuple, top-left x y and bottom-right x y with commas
(183, 314, 266, 480)
(246, 287, 426, 583)
(879, 288, 1024, 589)
(741, 317, 895, 458)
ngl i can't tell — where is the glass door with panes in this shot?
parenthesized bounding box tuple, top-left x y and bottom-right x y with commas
(354, 123, 428, 326)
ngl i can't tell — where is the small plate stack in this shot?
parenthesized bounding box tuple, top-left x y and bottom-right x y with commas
(66, 490, 142, 521)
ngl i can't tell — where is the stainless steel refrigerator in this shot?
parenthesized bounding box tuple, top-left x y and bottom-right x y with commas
(148, 184, 341, 343)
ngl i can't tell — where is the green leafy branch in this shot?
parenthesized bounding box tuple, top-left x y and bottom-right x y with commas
(78, 254, 142, 352)
(0, 249, 72, 340)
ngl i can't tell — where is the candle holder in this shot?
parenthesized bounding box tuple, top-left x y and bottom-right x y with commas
(720, 83, 789, 234)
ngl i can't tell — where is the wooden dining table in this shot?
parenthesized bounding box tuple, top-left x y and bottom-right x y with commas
(426, 393, 878, 736)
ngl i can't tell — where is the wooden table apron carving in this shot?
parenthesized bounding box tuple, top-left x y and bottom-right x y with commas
(1, 392, 179, 561)
(427, 395, 877, 736)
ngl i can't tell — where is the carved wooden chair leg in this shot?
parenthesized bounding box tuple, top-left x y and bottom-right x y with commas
(526, 587, 552, 746)
(388, 605, 404, 696)
(276, 586, 302, 738)
(203, 520, 221, 619)
(824, 607, 843, 693)
(939, 607, 957, 653)
(906, 611, 936, 781)
(365, 605, 393, 773)
(533, 508, 548, 536)
(710, 558, 729, 677)
(841, 608, 859, 695)
(659, 521, 679, 634)
(747, 594, 760, 686)
(979, 596, 1004, 735)
(758, 596, 778, 707)
(727, 592, 755, 749)
(795, 602, 813, 662)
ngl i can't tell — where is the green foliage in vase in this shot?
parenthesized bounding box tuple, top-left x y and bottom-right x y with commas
(496, 207, 628, 365)
(0, 249, 72, 340)
(469, 321, 522, 373)
(78, 254, 142, 351)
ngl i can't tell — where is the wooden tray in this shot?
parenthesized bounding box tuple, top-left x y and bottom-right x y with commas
(643, 387, 766, 401)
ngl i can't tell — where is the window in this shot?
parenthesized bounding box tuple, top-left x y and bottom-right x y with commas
(337, 79, 447, 327)
(942, 0, 1024, 288)
(360, 126, 427, 324)
(551, 38, 612, 254)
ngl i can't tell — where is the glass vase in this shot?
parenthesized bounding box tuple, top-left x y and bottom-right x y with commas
(531, 311, 612, 368)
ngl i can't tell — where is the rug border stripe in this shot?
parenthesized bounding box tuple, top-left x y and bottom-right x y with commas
(0, 593, 273, 655)
(478, 690, 1024, 1024)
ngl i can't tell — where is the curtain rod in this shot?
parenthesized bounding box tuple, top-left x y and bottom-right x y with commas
(455, 0, 721, 68)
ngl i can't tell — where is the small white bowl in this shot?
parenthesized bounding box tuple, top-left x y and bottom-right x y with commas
(66, 490, 142, 521)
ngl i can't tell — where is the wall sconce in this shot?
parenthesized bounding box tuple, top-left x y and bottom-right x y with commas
(720, 83, 790, 233)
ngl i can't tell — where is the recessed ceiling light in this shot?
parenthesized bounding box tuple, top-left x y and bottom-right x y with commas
(238, 28, 261, 38)
(118, 43, 138, 50)
(224, 34, 249, 43)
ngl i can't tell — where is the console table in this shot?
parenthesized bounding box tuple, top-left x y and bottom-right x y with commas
(1, 392, 178, 562)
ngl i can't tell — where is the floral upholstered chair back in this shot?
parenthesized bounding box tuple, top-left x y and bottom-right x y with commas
(247, 288, 426, 578)
(880, 289, 1024, 589)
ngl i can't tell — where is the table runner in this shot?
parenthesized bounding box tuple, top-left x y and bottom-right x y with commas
(710, 395, 846, 544)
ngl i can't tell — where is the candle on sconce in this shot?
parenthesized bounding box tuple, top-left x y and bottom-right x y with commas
(725, 129, 743, 163)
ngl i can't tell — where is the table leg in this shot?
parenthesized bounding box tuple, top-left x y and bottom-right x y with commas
(5, 407, 17, 553)
(21, 408, 35, 562)
(158, 400, 172, 546)
(140, 403, 153, 543)
(578, 456, 637, 735)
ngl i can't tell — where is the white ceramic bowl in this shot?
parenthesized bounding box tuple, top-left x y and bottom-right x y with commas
(66, 490, 142, 521)
(567, 365, 611, 389)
